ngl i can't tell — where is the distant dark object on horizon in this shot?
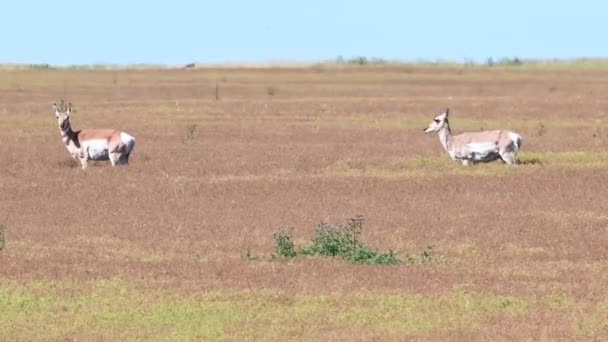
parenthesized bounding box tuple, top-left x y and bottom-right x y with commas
(184, 63, 196, 69)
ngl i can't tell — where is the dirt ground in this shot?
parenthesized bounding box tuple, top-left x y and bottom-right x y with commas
(1, 66, 608, 339)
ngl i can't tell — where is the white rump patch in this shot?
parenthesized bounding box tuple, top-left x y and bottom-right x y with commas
(508, 132, 522, 150)
(120, 132, 135, 154)
(83, 139, 110, 160)
(120, 132, 135, 144)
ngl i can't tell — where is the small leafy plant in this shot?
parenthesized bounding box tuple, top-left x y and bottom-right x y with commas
(536, 121, 546, 137)
(406, 246, 438, 265)
(245, 248, 259, 261)
(0, 224, 5, 251)
(272, 227, 297, 259)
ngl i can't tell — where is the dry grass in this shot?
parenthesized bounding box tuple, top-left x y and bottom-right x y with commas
(1, 66, 608, 339)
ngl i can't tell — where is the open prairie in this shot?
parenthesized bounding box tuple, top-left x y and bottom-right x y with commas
(1, 65, 608, 340)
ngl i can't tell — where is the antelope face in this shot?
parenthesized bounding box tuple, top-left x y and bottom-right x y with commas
(424, 109, 449, 133)
(53, 103, 71, 131)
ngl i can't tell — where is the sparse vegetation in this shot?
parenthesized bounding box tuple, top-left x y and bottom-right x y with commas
(185, 123, 198, 141)
(536, 121, 546, 136)
(244, 248, 259, 261)
(406, 246, 438, 265)
(497, 57, 523, 66)
(333, 56, 392, 66)
(27, 63, 54, 70)
(266, 86, 276, 96)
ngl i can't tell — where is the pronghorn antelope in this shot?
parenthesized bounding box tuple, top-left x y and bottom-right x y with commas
(53, 103, 136, 170)
(423, 108, 522, 165)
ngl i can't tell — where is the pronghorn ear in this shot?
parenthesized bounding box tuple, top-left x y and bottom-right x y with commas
(66, 103, 72, 116)
(53, 103, 60, 116)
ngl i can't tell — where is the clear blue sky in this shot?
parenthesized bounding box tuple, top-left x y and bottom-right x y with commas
(2, 0, 607, 65)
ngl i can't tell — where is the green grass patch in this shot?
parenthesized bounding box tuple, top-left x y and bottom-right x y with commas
(325, 156, 522, 179)
(545, 294, 577, 310)
(307, 114, 604, 131)
(0, 279, 531, 340)
(4, 279, 608, 339)
(575, 300, 608, 337)
(519, 151, 608, 168)
(7, 238, 172, 265)
(325, 152, 608, 180)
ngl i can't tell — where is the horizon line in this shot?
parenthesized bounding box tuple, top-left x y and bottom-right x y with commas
(2, 56, 608, 70)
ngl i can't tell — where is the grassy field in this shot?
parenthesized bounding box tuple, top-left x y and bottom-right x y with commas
(1, 66, 608, 340)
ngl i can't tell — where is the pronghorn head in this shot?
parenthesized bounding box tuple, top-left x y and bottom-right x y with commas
(53, 102, 72, 131)
(424, 108, 450, 133)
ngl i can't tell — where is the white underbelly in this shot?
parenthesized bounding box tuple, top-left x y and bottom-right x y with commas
(83, 139, 110, 160)
(456, 143, 500, 162)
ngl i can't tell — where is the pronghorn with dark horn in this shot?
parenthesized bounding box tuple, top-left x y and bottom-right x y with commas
(53, 102, 136, 170)
(423, 108, 522, 165)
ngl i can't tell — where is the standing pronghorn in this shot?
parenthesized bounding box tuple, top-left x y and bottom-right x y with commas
(53, 103, 136, 170)
(423, 108, 522, 165)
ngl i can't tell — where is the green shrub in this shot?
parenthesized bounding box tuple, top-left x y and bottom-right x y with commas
(304, 220, 358, 257)
(273, 216, 401, 265)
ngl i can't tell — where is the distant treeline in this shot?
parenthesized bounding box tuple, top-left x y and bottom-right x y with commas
(2, 57, 608, 70)
(324, 56, 608, 68)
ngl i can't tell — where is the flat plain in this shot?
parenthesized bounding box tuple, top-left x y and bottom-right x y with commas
(1, 65, 608, 340)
